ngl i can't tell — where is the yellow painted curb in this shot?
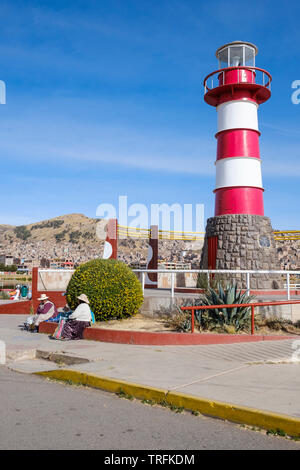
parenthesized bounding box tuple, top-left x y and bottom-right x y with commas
(35, 369, 167, 403)
(35, 369, 300, 438)
(166, 391, 300, 438)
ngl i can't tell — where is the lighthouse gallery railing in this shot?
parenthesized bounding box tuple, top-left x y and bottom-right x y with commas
(203, 66, 272, 94)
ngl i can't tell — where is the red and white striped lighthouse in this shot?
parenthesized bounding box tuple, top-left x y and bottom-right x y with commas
(203, 41, 271, 217)
(200, 42, 281, 288)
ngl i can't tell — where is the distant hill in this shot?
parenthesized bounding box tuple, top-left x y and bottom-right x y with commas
(0, 224, 14, 233)
(0, 213, 105, 245)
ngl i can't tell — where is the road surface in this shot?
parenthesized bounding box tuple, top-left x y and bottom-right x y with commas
(0, 367, 299, 450)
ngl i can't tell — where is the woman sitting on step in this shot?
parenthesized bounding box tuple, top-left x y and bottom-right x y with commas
(27, 294, 58, 332)
(59, 294, 92, 340)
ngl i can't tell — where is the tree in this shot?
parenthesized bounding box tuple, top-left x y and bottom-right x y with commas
(14, 226, 31, 240)
(7, 265, 17, 272)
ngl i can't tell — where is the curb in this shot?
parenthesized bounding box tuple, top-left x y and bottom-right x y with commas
(38, 322, 296, 346)
(35, 369, 300, 438)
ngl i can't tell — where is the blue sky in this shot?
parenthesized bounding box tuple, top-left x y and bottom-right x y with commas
(0, 0, 299, 229)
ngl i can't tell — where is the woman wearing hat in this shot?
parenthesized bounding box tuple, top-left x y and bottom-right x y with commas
(59, 294, 92, 340)
(27, 294, 58, 332)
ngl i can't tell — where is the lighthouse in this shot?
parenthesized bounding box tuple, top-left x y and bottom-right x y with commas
(200, 41, 281, 289)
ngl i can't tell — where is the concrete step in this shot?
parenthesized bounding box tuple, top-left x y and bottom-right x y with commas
(5, 347, 92, 374)
(36, 349, 90, 365)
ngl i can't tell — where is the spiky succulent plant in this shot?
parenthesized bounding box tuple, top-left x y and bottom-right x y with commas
(198, 283, 255, 331)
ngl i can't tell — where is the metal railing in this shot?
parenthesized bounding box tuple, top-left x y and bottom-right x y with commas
(36, 267, 300, 300)
(118, 225, 300, 241)
(133, 269, 300, 300)
(273, 230, 300, 241)
(203, 66, 272, 94)
(181, 300, 300, 335)
(118, 225, 205, 240)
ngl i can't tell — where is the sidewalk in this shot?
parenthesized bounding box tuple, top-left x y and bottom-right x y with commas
(1, 315, 300, 435)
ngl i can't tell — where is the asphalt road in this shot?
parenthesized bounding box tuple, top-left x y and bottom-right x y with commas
(0, 366, 299, 451)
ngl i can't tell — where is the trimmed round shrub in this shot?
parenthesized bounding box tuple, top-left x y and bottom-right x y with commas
(66, 259, 144, 321)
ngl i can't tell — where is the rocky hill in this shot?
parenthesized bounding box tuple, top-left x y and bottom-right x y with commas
(0, 213, 103, 245)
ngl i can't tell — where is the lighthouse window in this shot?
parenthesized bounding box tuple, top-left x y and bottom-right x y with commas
(218, 47, 229, 69)
(244, 45, 255, 67)
(229, 45, 243, 67)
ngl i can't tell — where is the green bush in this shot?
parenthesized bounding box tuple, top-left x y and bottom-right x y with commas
(66, 259, 144, 321)
(197, 273, 225, 290)
(0, 291, 10, 300)
(166, 312, 192, 332)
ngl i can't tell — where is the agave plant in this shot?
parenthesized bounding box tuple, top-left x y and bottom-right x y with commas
(197, 283, 256, 332)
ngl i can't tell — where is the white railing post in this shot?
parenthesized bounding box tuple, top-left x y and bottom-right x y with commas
(142, 272, 145, 296)
(207, 271, 210, 288)
(287, 273, 290, 301)
(171, 273, 175, 300)
(246, 272, 250, 296)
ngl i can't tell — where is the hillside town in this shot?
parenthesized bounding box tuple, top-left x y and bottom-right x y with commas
(0, 214, 299, 272)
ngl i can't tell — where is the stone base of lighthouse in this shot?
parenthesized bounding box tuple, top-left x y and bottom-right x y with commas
(200, 214, 281, 289)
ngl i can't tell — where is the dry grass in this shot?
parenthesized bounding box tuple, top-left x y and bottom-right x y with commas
(94, 313, 173, 332)
(93, 313, 300, 335)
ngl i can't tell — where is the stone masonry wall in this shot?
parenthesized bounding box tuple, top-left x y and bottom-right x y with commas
(200, 214, 282, 289)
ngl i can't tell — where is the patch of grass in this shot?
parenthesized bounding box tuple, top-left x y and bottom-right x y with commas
(66, 379, 75, 386)
(170, 404, 184, 413)
(165, 313, 192, 333)
(47, 377, 87, 388)
(117, 388, 134, 401)
(256, 315, 300, 334)
(157, 398, 169, 408)
(116, 391, 184, 414)
(223, 324, 237, 335)
(266, 428, 287, 437)
(141, 399, 155, 406)
(157, 399, 183, 413)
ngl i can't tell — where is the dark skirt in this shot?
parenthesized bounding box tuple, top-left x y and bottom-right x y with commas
(61, 320, 90, 340)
